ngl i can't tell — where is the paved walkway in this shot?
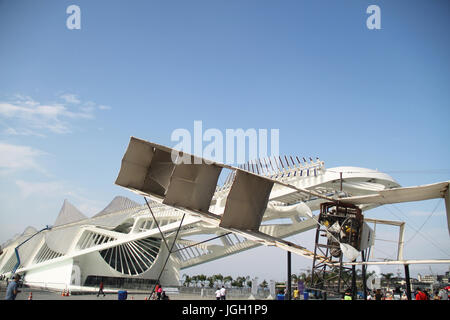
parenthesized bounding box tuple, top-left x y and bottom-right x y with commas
(0, 285, 256, 300)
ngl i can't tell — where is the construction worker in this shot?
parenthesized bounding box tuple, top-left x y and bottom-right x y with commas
(343, 288, 352, 300)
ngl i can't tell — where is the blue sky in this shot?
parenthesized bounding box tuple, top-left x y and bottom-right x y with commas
(0, 0, 449, 279)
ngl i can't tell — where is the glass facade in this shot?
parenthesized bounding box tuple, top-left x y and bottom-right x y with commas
(84, 275, 158, 290)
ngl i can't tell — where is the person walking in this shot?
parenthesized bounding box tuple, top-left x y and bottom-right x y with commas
(375, 289, 384, 300)
(5, 274, 21, 300)
(215, 287, 221, 300)
(438, 287, 448, 300)
(157, 285, 163, 300)
(393, 287, 402, 300)
(424, 288, 431, 300)
(97, 280, 105, 297)
(343, 288, 352, 300)
(220, 286, 226, 300)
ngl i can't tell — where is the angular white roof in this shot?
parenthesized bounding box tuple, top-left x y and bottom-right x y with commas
(93, 196, 141, 218)
(53, 199, 87, 227)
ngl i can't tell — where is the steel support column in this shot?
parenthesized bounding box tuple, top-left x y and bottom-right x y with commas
(362, 251, 367, 300)
(404, 264, 412, 300)
(287, 251, 292, 300)
(351, 263, 357, 300)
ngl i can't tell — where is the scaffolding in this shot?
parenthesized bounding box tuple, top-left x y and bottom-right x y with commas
(309, 202, 368, 299)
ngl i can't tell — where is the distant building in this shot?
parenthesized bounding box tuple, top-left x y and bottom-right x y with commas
(418, 274, 437, 284)
(437, 275, 449, 284)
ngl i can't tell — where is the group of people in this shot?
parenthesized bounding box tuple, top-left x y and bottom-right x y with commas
(365, 288, 406, 300)
(5, 273, 449, 301)
(413, 287, 448, 300)
(151, 283, 169, 300)
(215, 286, 227, 300)
(96, 281, 170, 300)
(365, 287, 449, 300)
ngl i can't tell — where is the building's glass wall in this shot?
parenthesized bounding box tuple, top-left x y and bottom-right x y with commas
(84, 275, 157, 290)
